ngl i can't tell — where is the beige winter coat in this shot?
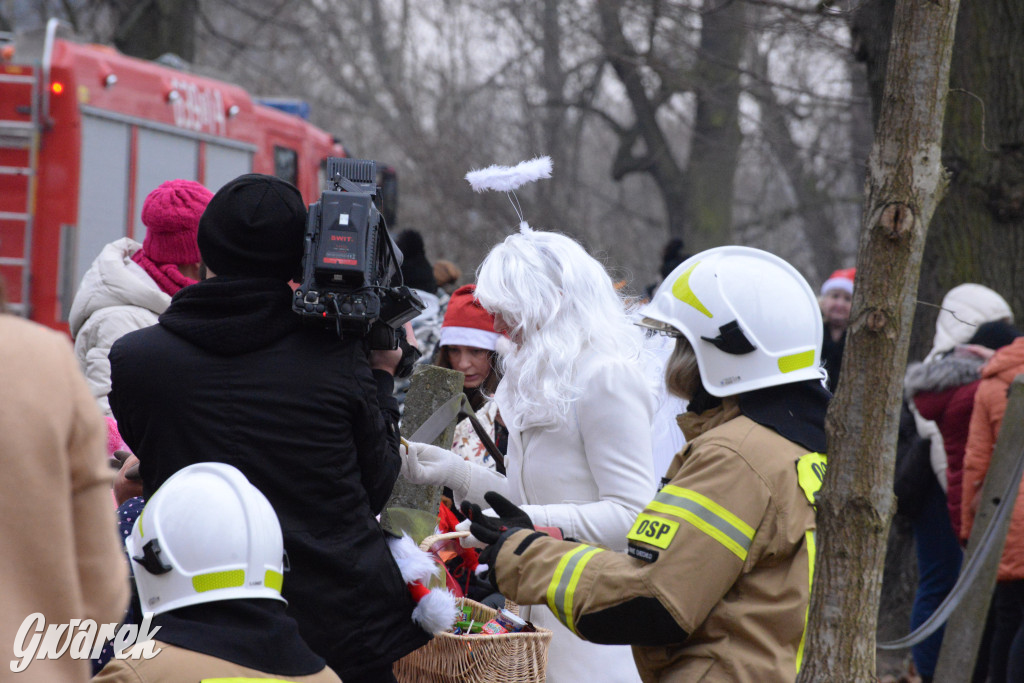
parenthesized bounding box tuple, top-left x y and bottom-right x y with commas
(93, 642, 342, 682)
(0, 315, 128, 682)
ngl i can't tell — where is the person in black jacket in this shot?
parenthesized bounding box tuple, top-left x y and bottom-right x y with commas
(108, 174, 429, 683)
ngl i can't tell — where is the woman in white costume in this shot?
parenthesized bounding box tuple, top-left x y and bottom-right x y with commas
(401, 228, 655, 682)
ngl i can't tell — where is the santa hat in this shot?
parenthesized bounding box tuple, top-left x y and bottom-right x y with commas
(820, 267, 856, 296)
(141, 179, 212, 265)
(387, 534, 460, 634)
(440, 284, 512, 355)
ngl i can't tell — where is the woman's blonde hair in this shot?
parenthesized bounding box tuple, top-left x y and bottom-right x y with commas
(475, 228, 642, 431)
(665, 336, 701, 400)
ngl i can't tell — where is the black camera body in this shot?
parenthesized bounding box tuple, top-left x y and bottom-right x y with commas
(294, 158, 424, 349)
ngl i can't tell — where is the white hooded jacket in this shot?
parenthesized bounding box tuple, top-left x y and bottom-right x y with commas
(68, 238, 171, 415)
(910, 283, 1014, 487)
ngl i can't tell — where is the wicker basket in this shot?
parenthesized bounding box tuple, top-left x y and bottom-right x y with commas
(393, 533, 553, 683)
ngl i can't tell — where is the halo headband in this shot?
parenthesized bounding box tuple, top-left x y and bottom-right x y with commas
(465, 156, 552, 231)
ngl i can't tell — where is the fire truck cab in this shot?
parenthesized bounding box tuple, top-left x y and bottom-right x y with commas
(0, 19, 347, 333)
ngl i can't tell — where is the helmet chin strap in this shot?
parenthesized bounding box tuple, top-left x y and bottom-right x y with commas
(133, 538, 173, 575)
(700, 320, 756, 355)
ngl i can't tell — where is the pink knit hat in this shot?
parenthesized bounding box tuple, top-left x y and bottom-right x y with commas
(141, 179, 213, 265)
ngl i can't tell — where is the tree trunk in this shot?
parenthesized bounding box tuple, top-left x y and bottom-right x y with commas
(916, 0, 1024, 353)
(538, 0, 568, 227)
(596, 0, 687, 245)
(797, 0, 961, 680)
(852, 0, 1024, 360)
(682, 0, 747, 252)
(596, 0, 746, 252)
(114, 0, 197, 62)
(747, 44, 842, 276)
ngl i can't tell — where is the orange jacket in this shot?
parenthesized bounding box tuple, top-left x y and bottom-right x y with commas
(962, 337, 1024, 580)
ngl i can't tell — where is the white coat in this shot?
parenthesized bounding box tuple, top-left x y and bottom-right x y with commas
(68, 238, 171, 415)
(454, 350, 656, 683)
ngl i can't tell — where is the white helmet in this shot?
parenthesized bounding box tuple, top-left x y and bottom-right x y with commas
(640, 246, 824, 396)
(126, 462, 287, 615)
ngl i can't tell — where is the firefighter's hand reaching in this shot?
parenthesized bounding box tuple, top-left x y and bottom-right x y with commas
(460, 492, 535, 590)
(460, 491, 534, 544)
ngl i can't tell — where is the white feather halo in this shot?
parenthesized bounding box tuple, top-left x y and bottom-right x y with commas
(465, 156, 552, 193)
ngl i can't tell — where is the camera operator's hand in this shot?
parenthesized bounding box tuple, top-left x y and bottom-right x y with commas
(113, 450, 143, 506)
(399, 440, 472, 491)
(370, 323, 420, 377)
(369, 347, 402, 376)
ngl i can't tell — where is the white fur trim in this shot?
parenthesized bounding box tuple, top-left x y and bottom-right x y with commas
(820, 277, 854, 296)
(494, 336, 514, 358)
(465, 156, 552, 193)
(387, 533, 440, 584)
(412, 588, 460, 634)
(440, 326, 501, 351)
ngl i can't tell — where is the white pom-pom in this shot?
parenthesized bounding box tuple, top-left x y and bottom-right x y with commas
(387, 533, 440, 584)
(412, 588, 460, 634)
(465, 156, 552, 193)
(494, 336, 514, 359)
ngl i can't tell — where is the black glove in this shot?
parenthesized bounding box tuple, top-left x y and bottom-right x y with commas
(461, 491, 535, 591)
(460, 491, 534, 544)
(394, 326, 421, 379)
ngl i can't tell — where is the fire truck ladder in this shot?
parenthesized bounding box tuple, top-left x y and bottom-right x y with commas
(0, 65, 40, 317)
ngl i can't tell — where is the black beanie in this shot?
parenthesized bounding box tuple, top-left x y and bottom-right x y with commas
(198, 174, 307, 280)
(968, 320, 1022, 351)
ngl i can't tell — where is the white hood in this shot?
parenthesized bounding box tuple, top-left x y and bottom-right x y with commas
(68, 238, 171, 337)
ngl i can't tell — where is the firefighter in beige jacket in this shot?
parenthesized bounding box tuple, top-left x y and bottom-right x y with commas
(466, 247, 831, 682)
(0, 313, 128, 683)
(93, 463, 341, 683)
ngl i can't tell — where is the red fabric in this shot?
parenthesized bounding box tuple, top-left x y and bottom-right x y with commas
(820, 267, 856, 295)
(408, 581, 430, 602)
(132, 250, 198, 297)
(141, 179, 211, 264)
(963, 337, 1024, 579)
(914, 379, 981, 537)
(442, 285, 495, 333)
(438, 502, 461, 534)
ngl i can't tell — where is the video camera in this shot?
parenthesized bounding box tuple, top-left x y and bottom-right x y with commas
(293, 157, 424, 351)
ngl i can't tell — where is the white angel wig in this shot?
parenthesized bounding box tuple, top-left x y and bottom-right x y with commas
(475, 229, 643, 431)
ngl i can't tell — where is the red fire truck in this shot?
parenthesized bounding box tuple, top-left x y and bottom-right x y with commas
(0, 19, 348, 333)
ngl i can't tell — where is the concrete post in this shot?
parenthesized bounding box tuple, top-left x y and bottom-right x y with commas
(380, 364, 464, 533)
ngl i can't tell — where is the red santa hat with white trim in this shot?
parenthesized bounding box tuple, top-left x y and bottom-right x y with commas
(387, 534, 459, 634)
(440, 284, 512, 355)
(820, 267, 856, 296)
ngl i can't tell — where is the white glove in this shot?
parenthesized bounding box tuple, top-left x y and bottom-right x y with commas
(455, 517, 489, 549)
(399, 440, 472, 491)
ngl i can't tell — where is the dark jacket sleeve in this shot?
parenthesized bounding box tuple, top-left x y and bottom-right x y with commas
(108, 336, 140, 454)
(351, 365, 402, 514)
